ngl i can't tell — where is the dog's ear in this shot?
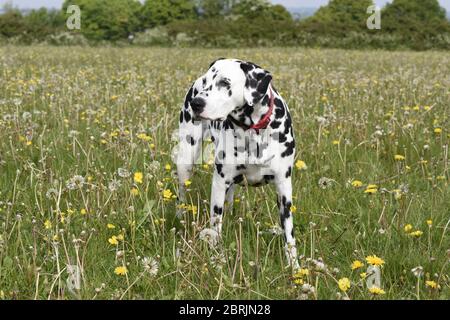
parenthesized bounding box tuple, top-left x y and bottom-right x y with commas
(209, 58, 226, 69)
(240, 62, 272, 106)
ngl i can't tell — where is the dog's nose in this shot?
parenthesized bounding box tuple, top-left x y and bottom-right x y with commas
(190, 97, 205, 114)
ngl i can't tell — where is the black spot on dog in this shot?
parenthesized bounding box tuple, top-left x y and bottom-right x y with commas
(217, 151, 226, 160)
(270, 120, 282, 129)
(184, 86, 194, 109)
(186, 135, 195, 145)
(233, 174, 244, 184)
(264, 175, 275, 181)
(274, 99, 285, 118)
(193, 88, 198, 96)
(284, 112, 292, 135)
(215, 163, 224, 178)
(285, 166, 292, 178)
(273, 132, 287, 143)
(202, 78, 207, 86)
(184, 110, 191, 123)
(257, 74, 272, 95)
(279, 200, 292, 230)
(179, 111, 184, 123)
(281, 140, 295, 157)
(223, 119, 234, 130)
(240, 62, 255, 74)
(236, 165, 246, 170)
(213, 205, 223, 215)
(228, 90, 232, 97)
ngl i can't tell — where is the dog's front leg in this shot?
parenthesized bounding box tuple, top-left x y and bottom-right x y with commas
(210, 169, 227, 236)
(275, 177, 299, 270)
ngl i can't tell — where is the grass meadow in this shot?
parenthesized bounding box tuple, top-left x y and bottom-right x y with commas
(0, 46, 448, 300)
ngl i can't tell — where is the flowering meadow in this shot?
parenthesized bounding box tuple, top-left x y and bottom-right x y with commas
(0, 46, 448, 300)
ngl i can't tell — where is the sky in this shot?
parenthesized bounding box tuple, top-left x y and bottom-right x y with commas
(1, 0, 450, 11)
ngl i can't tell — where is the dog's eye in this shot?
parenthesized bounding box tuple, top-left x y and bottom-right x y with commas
(218, 79, 231, 87)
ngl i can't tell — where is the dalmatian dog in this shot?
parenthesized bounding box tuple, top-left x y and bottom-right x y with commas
(176, 58, 298, 268)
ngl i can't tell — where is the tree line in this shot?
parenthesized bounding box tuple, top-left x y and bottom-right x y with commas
(0, 0, 449, 50)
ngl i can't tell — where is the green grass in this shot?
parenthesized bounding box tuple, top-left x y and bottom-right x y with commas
(0, 46, 448, 300)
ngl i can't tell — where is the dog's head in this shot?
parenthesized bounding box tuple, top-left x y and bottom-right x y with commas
(190, 58, 272, 121)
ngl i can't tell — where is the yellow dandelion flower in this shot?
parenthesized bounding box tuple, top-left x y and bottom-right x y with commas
(44, 220, 52, 229)
(394, 155, 405, 161)
(137, 133, 151, 141)
(295, 160, 307, 171)
(332, 140, 340, 145)
(410, 230, 423, 237)
(338, 278, 351, 292)
(131, 187, 139, 196)
(117, 234, 124, 241)
(107, 223, 116, 229)
(404, 224, 413, 233)
(351, 180, 363, 188)
(80, 208, 87, 215)
(426, 220, 432, 227)
(351, 260, 364, 270)
(165, 164, 171, 171)
(425, 281, 438, 289)
(184, 180, 192, 187)
(434, 128, 442, 135)
(108, 236, 118, 245)
(294, 278, 304, 285)
(294, 268, 309, 278)
(114, 266, 127, 276)
(369, 286, 385, 295)
(134, 172, 143, 184)
(290, 205, 297, 213)
(366, 255, 385, 266)
(364, 188, 378, 194)
(360, 272, 367, 279)
(163, 189, 173, 200)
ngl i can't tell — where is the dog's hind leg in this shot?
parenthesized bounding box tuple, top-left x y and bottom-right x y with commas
(275, 176, 299, 270)
(225, 184, 236, 210)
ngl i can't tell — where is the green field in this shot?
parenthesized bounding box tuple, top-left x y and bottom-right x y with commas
(0, 46, 448, 300)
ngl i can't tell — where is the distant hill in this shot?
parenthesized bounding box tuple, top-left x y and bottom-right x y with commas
(287, 7, 318, 20)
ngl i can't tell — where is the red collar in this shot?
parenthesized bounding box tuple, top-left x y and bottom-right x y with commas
(248, 87, 275, 133)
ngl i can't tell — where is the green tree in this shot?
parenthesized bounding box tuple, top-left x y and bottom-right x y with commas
(23, 8, 65, 40)
(0, 6, 25, 38)
(62, 0, 142, 41)
(230, 0, 292, 21)
(141, 0, 196, 29)
(199, 0, 227, 18)
(382, 0, 449, 34)
(304, 0, 374, 35)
